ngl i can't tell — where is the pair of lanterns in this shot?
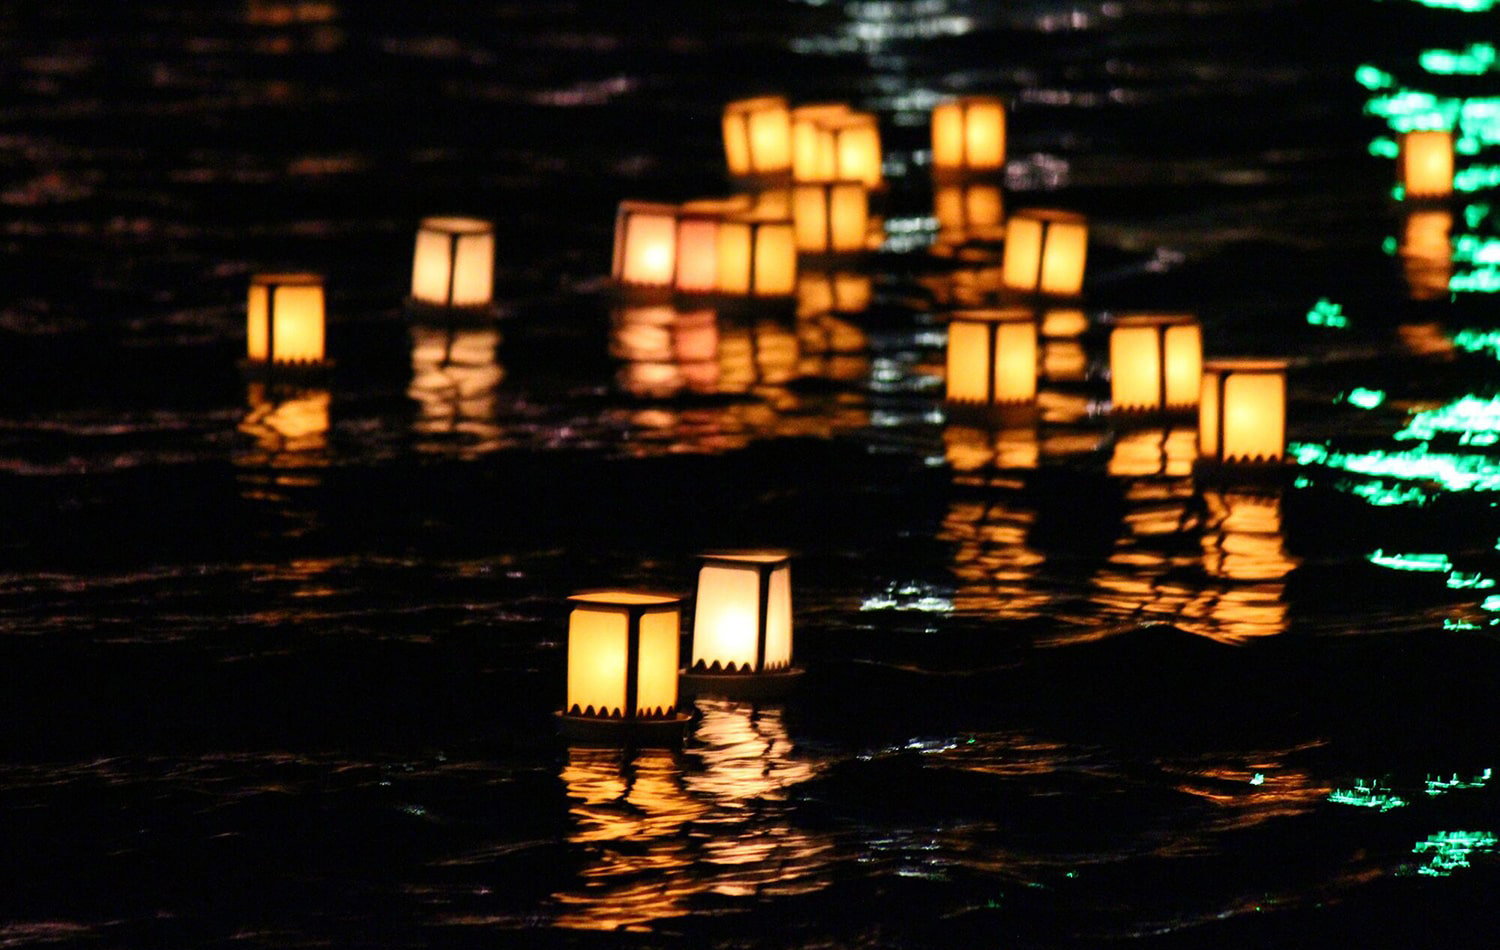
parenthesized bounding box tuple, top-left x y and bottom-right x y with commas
(612, 200, 798, 299)
(559, 552, 799, 744)
(723, 96, 883, 188)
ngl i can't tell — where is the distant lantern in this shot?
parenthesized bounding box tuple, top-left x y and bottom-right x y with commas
(1109, 314, 1202, 413)
(717, 213, 798, 298)
(931, 96, 1006, 176)
(723, 96, 792, 179)
(945, 308, 1038, 408)
(558, 591, 691, 743)
(409, 216, 495, 310)
(246, 273, 326, 368)
(1002, 210, 1088, 297)
(1199, 359, 1287, 465)
(935, 182, 1004, 243)
(682, 551, 802, 697)
(829, 111, 883, 188)
(791, 103, 850, 182)
(792, 181, 869, 254)
(612, 201, 680, 292)
(1399, 129, 1453, 200)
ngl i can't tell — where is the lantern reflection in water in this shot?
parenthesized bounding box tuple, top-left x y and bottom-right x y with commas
(1187, 491, 1297, 641)
(239, 383, 330, 457)
(610, 306, 720, 398)
(717, 318, 799, 391)
(237, 383, 330, 540)
(1400, 208, 1454, 301)
(942, 489, 1049, 620)
(797, 312, 869, 383)
(1088, 477, 1200, 633)
(934, 181, 1004, 245)
(796, 269, 872, 319)
(407, 325, 504, 454)
(1107, 427, 1198, 478)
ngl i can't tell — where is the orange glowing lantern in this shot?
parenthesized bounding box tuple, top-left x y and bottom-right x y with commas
(827, 111, 883, 187)
(931, 96, 1006, 176)
(935, 182, 1004, 243)
(791, 104, 850, 182)
(1109, 314, 1202, 413)
(792, 181, 868, 254)
(559, 591, 692, 743)
(612, 201, 680, 292)
(723, 96, 792, 180)
(945, 308, 1038, 408)
(1002, 210, 1088, 297)
(246, 273, 326, 369)
(1399, 129, 1453, 200)
(717, 213, 798, 298)
(681, 551, 802, 697)
(1199, 359, 1287, 465)
(409, 217, 495, 310)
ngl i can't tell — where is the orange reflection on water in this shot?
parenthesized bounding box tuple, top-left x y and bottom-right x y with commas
(797, 312, 869, 383)
(718, 318, 799, 391)
(942, 493, 1050, 619)
(1107, 426, 1197, 477)
(1088, 478, 1199, 629)
(238, 383, 330, 461)
(611, 306, 720, 398)
(1184, 491, 1298, 641)
(408, 326, 505, 455)
(945, 424, 1039, 473)
(1399, 209, 1453, 302)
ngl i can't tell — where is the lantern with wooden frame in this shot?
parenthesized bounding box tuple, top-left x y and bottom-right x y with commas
(1198, 359, 1287, 466)
(1002, 210, 1088, 298)
(945, 308, 1038, 419)
(681, 551, 802, 698)
(1109, 314, 1202, 414)
(1399, 129, 1453, 201)
(931, 96, 1006, 178)
(558, 590, 692, 744)
(723, 96, 792, 180)
(792, 181, 869, 255)
(408, 216, 495, 313)
(244, 272, 328, 374)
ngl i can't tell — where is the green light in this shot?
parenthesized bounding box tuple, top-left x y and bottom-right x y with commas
(1446, 618, 1483, 630)
(1356, 64, 1396, 91)
(1307, 298, 1349, 329)
(1291, 440, 1500, 502)
(1368, 550, 1452, 572)
(1452, 328, 1500, 359)
(1342, 388, 1386, 410)
(1421, 43, 1498, 76)
(1251, 773, 1265, 786)
(1395, 395, 1500, 442)
(1448, 571, 1496, 589)
(1369, 137, 1400, 158)
(1392, 0, 1496, 12)
(1411, 830, 1497, 877)
(1329, 779, 1407, 811)
(1425, 768, 1492, 795)
(1482, 594, 1500, 611)
(1383, 235, 1399, 256)
(1456, 166, 1500, 193)
(1465, 203, 1492, 228)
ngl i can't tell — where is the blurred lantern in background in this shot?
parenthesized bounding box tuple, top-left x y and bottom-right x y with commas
(409, 217, 495, 311)
(1002, 210, 1088, 297)
(723, 96, 792, 181)
(931, 96, 1006, 177)
(1109, 314, 1203, 413)
(1199, 359, 1287, 465)
(792, 182, 869, 254)
(1399, 129, 1454, 200)
(246, 272, 326, 369)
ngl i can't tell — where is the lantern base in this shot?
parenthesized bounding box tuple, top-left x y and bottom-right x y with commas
(238, 358, 335, 382)
(1108, 406, 1198, 427)
(403, 297, 507, 324)
(678, 666, 805, 700)
(554, 710, 694, 746)
(944, 401, 1038, 428)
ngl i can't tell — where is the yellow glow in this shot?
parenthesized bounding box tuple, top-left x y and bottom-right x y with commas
(1200, 361, 1286, 463)
(674, 217, 719, 293)
(1401, 209, 1453, 301)
(410, 216, 494, 308)
(1042, 340, 1087, 381)
(1400, 129, 1453, 199)
(717, 221, 754, 295)
(635, 610, 679, 716)
(935, 183, 1004, 242)
(1109, 316, 1201, 411)
(567, 606, 628, 717)
(1002, 210, 1087, 297)
(931, 97, 1005, 172)
(794, 182, 868, 253)
(247, 274, 325, 364)
(692, 565, 761, 671)
(831, 112, 883, 187)
(752, 218, 798, 296)
(946, 310, 1037, 405)
(724, 96, 791, 177)
(946, 320, 992, 404)
(791, 103, 847, 181)
(1041, 308, 1088, 337)
(993, 318, 1038, 404)
(613, 202, 678, 287)
(762, 564, 793, 670)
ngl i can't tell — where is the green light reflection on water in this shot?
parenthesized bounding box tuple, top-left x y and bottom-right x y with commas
(1341, 388, 1386, 409)
(1395, 394, 1500, 442)
(1421, 43, 1499, 75)
(1426, 768, 1493, 795)
(1380, 0, 1496, 12)
(1306, 298, 1349, 329)
(1411, 831, 1498, 877)
(1292, 441, 1500, 500)
(1367, 550, 1452, 572)
(1328, 779, 1407, 811)
(1453, 328, 1500, 359)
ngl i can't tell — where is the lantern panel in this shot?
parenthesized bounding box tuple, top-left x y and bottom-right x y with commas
(829, 183, 868, 252)
(410, 228, 457, 305)
(753, 220, 798, 296)
(1401, 129, 1453, 199)
(635, 609, 680, 716)
(717, 221, 754, 295)
(1222, 373, 1285, 462)
(613, 204, 678, 287)
(993, 318, 1038, 404)
(1038, 218, 1087, 296)
(566, 606, 628, 717)
(762, 563, 793, 670)
(692, 564, 762, 671)
(723, 112, 751, 177)
(723, 96, 791, 177)
(931, 101, 966, 169)
(248, 275, 325, 364)
(1163, 323, 1202, 408)
(1110, 324, 1161, 410)
(832, 113, 882, 187)
(791, 104, 846, 181)
(1041, 308, 1088, 338)
(792, 185, 830, 253)
(449, 230, 495, 307)
(946, 320, 992, 404)
(963, 99, 1006, 170)
(1001, 215, 1045, 291)
(675, 217, 720, 293)
(1199, 373, 1221, 458)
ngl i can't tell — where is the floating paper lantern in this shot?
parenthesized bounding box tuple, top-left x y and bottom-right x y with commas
(827, 111, 883, 187)
(1002, 210, 1088, 297)
(1399, 129, 1453, 200)
(1109, 314, 1202, 412)
(792, 181, 868, 254)
(682, 551, 801, 697)
(612, 201, 679, 291)
(931, 96, 1006, 176)
(1199, 359, 1287, 464)
(246, 273, 326, 367)
(409, 216, 494, 310)
(717, 213, 797, 297)
(559, 591, 691, 743)
(723, 96, 792, 179)
(791, 103, 850, 182)
(945, 308, 1038, 407)
(935, 182, 1004, 243)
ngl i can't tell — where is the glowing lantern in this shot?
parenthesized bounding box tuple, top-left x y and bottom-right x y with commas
(945, 308, 1038, 407)
(717, 213, 797, 297)
(1199, 359, 1287, 465)
(827, 111, 883, 187)
(935, 182, 1004, 243)
(1109, 314, 1202, 412)
(791, 103, 850, 182)
(723, 96, 792, 179)
(792, 182, 868, 254)
(559, 591, 691, 743)
(931, 96, 1006, 176)
(1399, 129, 1453, 200)
(246, 273, 326, 367)
(682, 551, 802, 696)
(612, 201, 679, 291)
(409, 216, 494, 310)
(1002, 210, 1088, 297)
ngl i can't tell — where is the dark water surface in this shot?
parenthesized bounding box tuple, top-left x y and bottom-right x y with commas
(4, 1, 1500, 946)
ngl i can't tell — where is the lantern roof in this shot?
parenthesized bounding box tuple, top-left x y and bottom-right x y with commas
(568, 590, 682, 608)
(1204, 357, 1289, 373)
(947, 307, 1035, 324)
(700, 550, 791, 566)
(251, 272, 322, 286)
(419, 216, 493, 234)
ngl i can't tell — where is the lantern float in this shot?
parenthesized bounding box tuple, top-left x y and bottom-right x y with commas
(408, 216, 496, 315)
(1001, 209, 1088, 298)
(723, 96, 792, 181)
(1109, 314, 1203, 414)
(558, 590, 692, 744)
(945, 308, 1038, 420)
(680, 551, 803, 698)
(1198, 359, 1288, 467)
(244, 272, 328, 376)
(1398, 129, 1453, 201)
